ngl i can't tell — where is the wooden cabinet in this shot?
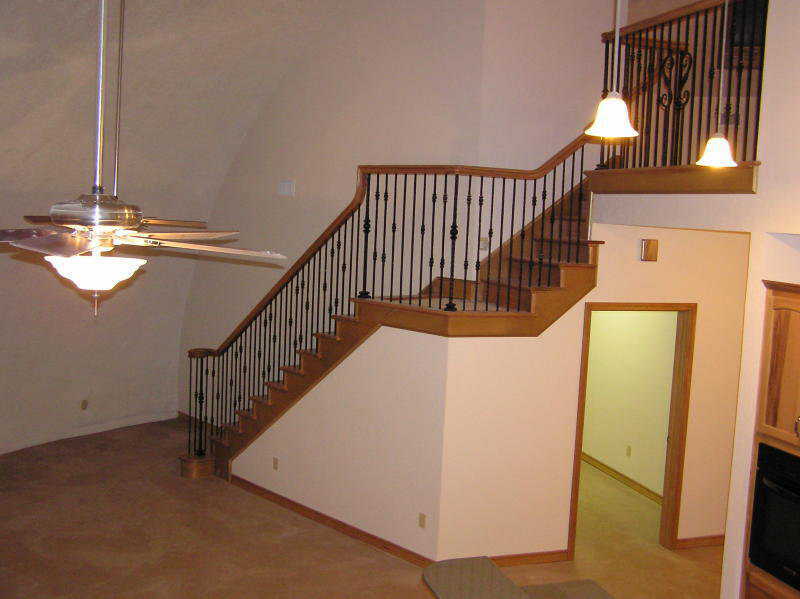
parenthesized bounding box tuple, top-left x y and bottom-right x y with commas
(758, 281, 800, 448)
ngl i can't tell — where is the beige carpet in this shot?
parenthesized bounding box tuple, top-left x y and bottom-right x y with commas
(0, 419, 431, 599)
(503, 463, 724, 599)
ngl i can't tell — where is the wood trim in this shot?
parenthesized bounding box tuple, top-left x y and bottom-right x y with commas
(230, 475, 433, 567)
(673, 534, 725, 549)
(601, 0, 726, 42)
(747, 563, 800, 599)
(581, 453, 663, 505)
(568, 302, 698, 556)
(660, 307, 697, 548)
(230, 474, 569, 569)
(584, 163, 760, 195)
(361, 134, 590, 181)
(490, 550, 569, 567)
(179, 454, 214, 479)
(764, 280, 800, 294)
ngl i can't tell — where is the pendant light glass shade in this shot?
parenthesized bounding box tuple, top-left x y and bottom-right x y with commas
(696, 132, 737, 168)
(45, 255, 145, 291)
(585, 92, 639, 139)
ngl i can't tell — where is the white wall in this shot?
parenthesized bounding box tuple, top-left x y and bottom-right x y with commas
(583, 311, 678, 495)
(233, 327, 449, 559)
(591, 2, 800, 594)
(234, 223, 747, 560)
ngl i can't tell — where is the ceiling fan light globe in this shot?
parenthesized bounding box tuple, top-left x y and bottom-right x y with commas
(696, 132, 738, 168)
(585, 92, 639, 139)
(44, 255, 146, 291)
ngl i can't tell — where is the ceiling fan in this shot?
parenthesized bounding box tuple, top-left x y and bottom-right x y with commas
(0, 0, 285, 314)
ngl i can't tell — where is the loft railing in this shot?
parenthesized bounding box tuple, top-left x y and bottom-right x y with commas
(184, 135, 597, 459)
(600, 0, 768, 168)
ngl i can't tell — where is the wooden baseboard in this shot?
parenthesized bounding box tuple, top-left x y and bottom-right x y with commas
(491, 550, 570, 567)
(581, 453, 663, 505)
(673, 534, 725, 549)
(230, 474, 571, 569)
(230, 475, 433, 567)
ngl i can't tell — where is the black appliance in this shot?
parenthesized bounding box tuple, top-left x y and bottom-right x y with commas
(750, 443, 800, 591)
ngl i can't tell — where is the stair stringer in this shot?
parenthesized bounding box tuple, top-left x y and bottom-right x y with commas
(212, 317, 380, 479)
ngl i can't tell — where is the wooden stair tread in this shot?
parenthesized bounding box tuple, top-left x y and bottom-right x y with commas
(313, 332, 340, 341)
(266, 381, 289, 392)
(280, 365, 305, 376)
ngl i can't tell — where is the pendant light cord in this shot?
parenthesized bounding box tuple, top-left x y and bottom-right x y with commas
(612, 0, 621, 92)
(93, 0, 108, 194)
(112, 0, 126, 197)
(716, 0, 730, 132)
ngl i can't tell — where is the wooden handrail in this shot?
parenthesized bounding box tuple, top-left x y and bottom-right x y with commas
(188, 130, 591, 356)
(601, 0, 726, 42)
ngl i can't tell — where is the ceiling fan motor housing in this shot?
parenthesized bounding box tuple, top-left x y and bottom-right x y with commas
(50, 194, 143, 229)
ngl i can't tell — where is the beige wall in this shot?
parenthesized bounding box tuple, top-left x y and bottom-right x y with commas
(233, 223, 747, 560)
(179, 0, 613, 393)
(438, 224, 747, 554)
(628, 0, 686, 24)
(592, 2, 800, 594)
(0, 1, 337, 454)
(583, 311, 678, 495)
(233, 327, 449, 559)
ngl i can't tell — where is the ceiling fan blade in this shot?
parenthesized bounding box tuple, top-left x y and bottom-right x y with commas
(10, 232, 95, 257)
(141, 218, 207, 229)
(125, 230, 239, 240)
(1, 228, 43, 242)
(24, 215, 53, 225)
(118, 236, 286, 260)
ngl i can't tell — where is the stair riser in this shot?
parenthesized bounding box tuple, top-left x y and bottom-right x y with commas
(481, 281, 533, 311)
(481, 262, 562, 287)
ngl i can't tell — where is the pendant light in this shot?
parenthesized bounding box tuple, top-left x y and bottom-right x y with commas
(697, 0, 737, 167)
(585, 0, 639, 139)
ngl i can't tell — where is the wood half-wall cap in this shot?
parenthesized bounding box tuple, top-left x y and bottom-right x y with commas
(763, 280, 800, 293)
(583, 163, 760, 195)
(187, 347, 216, 358)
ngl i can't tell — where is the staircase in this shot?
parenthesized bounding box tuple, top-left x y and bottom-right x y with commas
(181, 133, 604, 479)
(180, 0, 769, 480)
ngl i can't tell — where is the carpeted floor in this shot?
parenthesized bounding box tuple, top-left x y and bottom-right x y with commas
(0, 419, 432, 599)
(0, 420, 723, 599)
(503, 463, 724, 599)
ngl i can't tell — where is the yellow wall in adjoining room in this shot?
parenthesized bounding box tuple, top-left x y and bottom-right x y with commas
(583, 310, 678, 496)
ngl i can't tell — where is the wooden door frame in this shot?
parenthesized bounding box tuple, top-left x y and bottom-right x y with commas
(567, 302, 698, 555)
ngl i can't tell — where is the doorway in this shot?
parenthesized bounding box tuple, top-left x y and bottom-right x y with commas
(568, 303, 697, 554)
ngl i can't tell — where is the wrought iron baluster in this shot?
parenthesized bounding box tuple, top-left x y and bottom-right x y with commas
(474, 177, 484, 311)
(428, 175, 437, 308)
(463, 176, 472, 311)
(418, 174, 427, 306)
(399, 174, 408, 303)
(527, 179, 538, 287)
(409, 175, 417, 305)
(505, 178, 516, 311)
(358, 174, 371, 299)
(438, 174, 449, 310)
(380, 174, 389, 301)
(445, 174, 459, 312)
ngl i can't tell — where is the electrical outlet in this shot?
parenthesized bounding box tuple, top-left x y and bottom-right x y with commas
(626, 445, 632, 458)
(479, 237, 490, 251)
(272, 457, 279, 471)
(418, 513, 427, 529)
(278, 180, 295, 197)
